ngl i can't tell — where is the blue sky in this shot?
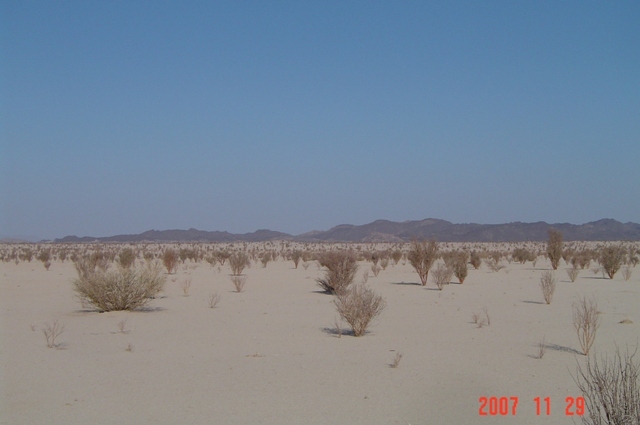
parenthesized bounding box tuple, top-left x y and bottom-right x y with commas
(1, 1, 639, 240)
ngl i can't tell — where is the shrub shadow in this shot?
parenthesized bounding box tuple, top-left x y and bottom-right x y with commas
(322, 326, 356, 337)
(546, 343, 583, 355)
(522, 300, 545, 305)
(390, 281, 422, 286)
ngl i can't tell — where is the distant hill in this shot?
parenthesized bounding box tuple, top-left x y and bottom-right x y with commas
(299, 218, 640, 242)
(52, 218, 640, 243)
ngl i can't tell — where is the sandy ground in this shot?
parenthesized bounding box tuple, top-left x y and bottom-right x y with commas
(1, 246, 638, 424)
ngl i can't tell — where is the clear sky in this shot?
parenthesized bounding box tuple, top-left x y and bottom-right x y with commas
(1, 1, 639, 240)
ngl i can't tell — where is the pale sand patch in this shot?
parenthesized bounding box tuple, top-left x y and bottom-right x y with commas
(1, 246, 638, 424)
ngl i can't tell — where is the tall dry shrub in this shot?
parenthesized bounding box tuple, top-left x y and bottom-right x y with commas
(431, 263, 453, 290)
(334, 283, 386, 337)
(316, 251, 358, 294)
(163, 249, 179, 274)
(451, 251, 469, 283)
(547, 229, 564, 270)
(573, 297, 601, 356)
(407, 240, 438, 286)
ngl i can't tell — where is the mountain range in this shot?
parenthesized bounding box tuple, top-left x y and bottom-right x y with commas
(52, 218, 640, 243)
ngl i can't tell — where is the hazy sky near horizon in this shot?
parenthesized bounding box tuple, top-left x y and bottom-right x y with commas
(2, 1, 639, 240)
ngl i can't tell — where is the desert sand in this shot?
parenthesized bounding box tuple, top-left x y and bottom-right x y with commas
(1, 242, 638, 424)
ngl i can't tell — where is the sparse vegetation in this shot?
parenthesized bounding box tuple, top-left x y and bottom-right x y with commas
(208, 291, 221, 308)
(390, 352, 403, 368)
(333, 283, 386, 337)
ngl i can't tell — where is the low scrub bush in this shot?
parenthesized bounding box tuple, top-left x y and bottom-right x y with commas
(539, 271, 556, 304)
(334, 283, 386, 337)
(73, 264, 166, 312)
(316, 251, 358, 294)
(573, 297, 601, 356)
(229, 252, 250, 275)
(431, 263, 453, 290)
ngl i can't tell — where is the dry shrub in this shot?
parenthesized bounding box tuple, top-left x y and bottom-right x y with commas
(73, 264, 166, 312)
(621, 266, 633, 282)
(574, 346, 640, 425)
(450, 251, 469, 283)
(162, 249, 179, 274)
(316, 251, 358, 294)
(229, 252, 250, 275)
(469, 251, 482, 269)
(407, 240, 438, 286)
(334, 283, 386, 337)
(547, 229, 564, 270)
(431, 263, 452, 290)
(391, 250, 403, 265)
(390, 352, 403, 368)
(231, 275, 247, 292)
(291, 250, 302, 268)
(42, 320, 64, 348)
(538, 337, 547, 359)
(180, 277, 192, 296)
(573, 297, 601, 356)
(539, 271, 556, 304)
(599, 245, 626, 279)
(117, 247, 136, 269)
(485, 257, 505, 272)
(208, 292, 221, 308)
(568, 266, 580, 282)
(371, 264, 381, 277)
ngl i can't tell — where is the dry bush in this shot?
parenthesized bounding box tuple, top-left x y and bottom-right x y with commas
(513, 247, 535, 264)
(538, 337, 547, 359)
(229, 252, 250, 275)
(42, 320, 64, 348)
(431, 263, 453, 290)
(547, 229, 564, 270)
(208, 292, 220, 308)
(316, 251, 358, 294)
(215, 250, 231, 265)
(361, 269, 369, 284)
(380, 258, 389, 270)
(540, 271, 556, 304)
(391, 250, 403, 265)
(390, 352, 403, 368)
(371, 264, 381, 277)
(180, 277, 192, 296)
(334, 283, 386, 337)
(291, 250, 302, 268)
(407, 240, 438, 286)
(485, 257, 505, 272)
(117, 318, 129, 334)
(451, 251, 469, 283)
(73, 264, 166, 312)
(574, 346, 640, 425)
(117, 247, 136, 269)
(231, 275, 247, 292)
(573, 297, 601, 356)
(260, 252, 272, 268)
(470, 251, 482, 269)
(162, 249, 179, 274)
(568, 266, 580, 282)
(599, 245, 626, 279)
(621, 266, 633, 282)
